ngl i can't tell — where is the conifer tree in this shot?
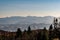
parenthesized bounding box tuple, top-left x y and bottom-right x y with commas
(49, 24, 53, 31)
(43, 27, 48, 40)
(27, 25, 31, 34)
(16, 28, 22, 38)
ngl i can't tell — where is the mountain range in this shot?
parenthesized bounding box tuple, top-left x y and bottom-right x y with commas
(0, 16, 54, 24)
(0, 16, 54, 31)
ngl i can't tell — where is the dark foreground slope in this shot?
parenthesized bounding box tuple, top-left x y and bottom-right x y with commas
(0, 28, 59, 40)
(0, 29, 48, 40)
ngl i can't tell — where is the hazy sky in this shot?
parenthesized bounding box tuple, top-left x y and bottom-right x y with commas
(0, 0, 60, 18)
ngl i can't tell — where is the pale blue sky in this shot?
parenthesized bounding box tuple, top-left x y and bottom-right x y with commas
(0, 0, 60, 18)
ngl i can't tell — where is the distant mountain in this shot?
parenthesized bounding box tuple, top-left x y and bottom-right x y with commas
(0, 16, 54, 24)
(0, 16, 54, 31)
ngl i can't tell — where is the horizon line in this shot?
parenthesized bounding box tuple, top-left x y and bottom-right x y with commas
(0, 15, 56, 18)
